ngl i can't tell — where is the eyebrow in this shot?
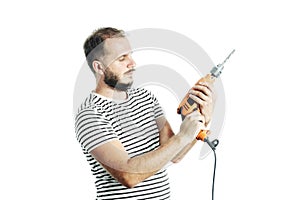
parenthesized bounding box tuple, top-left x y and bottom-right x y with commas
(117, 51, 133, 58)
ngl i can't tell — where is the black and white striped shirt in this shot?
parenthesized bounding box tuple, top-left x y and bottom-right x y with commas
(75, 88, 171, 200)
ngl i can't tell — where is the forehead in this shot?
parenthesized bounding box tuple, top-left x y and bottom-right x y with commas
(104, 37, 132, 57)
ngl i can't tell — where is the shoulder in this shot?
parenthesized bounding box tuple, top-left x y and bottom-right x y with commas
(128, 87, 155, 99)
(75, 92, 111, 121)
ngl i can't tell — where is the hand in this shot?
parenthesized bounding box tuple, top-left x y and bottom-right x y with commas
(178, 111, 206, 143)
(188, 82, 215, 126)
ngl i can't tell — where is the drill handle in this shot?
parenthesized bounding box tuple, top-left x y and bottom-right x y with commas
(177, 73, 215, 116)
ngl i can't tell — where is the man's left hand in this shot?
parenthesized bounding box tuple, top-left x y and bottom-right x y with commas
(188, 82, 216, 126)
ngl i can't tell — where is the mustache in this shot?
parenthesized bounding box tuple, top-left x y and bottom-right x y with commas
(125, 69, 136, 74)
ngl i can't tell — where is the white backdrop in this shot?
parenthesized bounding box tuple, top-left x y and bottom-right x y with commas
(1, 1, 299, 200)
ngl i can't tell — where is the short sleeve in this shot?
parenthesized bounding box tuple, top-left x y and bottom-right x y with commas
(75, 108, 118, 153)
(149, 91, 165, 119)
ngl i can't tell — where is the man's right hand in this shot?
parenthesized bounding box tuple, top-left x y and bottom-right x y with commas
(178, 111, 206, 143)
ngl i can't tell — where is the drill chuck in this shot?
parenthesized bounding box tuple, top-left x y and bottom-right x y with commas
(210, 64, 224, 78)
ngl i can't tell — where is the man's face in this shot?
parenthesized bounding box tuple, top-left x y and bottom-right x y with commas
(101, 37, 136, 91)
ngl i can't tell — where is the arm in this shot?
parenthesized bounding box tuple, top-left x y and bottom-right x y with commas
(90, 112, 205, 188)
(156, 116, 198, 163)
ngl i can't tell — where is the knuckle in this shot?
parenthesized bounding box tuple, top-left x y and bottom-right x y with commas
(195, 91, 201, 96)
(186, 114, 193, 120)
(202, 101, 208, 107)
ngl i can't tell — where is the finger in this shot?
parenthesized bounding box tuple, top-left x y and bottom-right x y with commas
(192, 85, 212, 97)
(186, 110, 200, 117)
(189, 90, 209, 102)
(187, 111, 205, 122)
(195, 82, 213, 92)
(206, 130, 211, 136)
(189, 93, 205, 107)
(185, 110, 200, 120)
(197, 114, 205, 123)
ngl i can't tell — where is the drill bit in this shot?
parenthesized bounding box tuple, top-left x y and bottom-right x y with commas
(221, 49, 235, 66)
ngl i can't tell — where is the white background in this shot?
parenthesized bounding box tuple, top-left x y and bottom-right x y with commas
(1, 0, 299, 200)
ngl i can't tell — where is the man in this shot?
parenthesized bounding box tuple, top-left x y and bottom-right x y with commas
(75, 27, 215, 200)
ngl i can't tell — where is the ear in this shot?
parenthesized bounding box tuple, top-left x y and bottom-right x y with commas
(92, 60, 105, 75)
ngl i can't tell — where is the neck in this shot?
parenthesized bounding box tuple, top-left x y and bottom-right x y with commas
(95, 81, 127, 101)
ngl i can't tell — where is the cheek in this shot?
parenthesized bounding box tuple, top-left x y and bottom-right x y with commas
(111, 63, 127, 74)
(105, 66, 122, 81)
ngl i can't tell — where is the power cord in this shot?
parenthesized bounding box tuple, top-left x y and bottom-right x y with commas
(205, 139, 219, 200)
(211, 148, 217, 200)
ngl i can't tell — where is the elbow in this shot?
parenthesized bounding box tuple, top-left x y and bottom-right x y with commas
(172, 157, 183, 163)
(102, 164, 147, 188)
(171, 159, 181, 164)
(103, 164, 155, 188)
(122, 181, 137, 189)
(117, 173, 141, 188)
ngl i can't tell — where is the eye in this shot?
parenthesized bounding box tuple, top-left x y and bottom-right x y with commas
(118, 55, 125, 61)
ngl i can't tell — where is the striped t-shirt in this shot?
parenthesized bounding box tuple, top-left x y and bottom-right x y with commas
(75, 88, 171, 200)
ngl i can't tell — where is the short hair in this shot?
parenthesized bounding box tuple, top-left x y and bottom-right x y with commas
(83, 27, 125, 74)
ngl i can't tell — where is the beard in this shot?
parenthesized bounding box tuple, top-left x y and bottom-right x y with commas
(104, 68, 133, 91)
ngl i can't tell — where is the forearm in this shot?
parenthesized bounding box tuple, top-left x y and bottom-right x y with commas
(100, 133, 190, 188)
(127, 133, 189, 173)
(171, 139, 197, 163)
(171, 124, 211, 163)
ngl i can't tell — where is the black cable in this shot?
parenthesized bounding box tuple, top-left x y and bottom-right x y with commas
(211, 148, 217, 200)
(205, 138, 218, 200)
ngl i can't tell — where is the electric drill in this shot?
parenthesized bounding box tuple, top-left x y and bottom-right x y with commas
(177, 50, 235, 147)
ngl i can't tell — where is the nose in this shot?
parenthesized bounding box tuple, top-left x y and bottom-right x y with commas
(127, 54, 136, 69)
